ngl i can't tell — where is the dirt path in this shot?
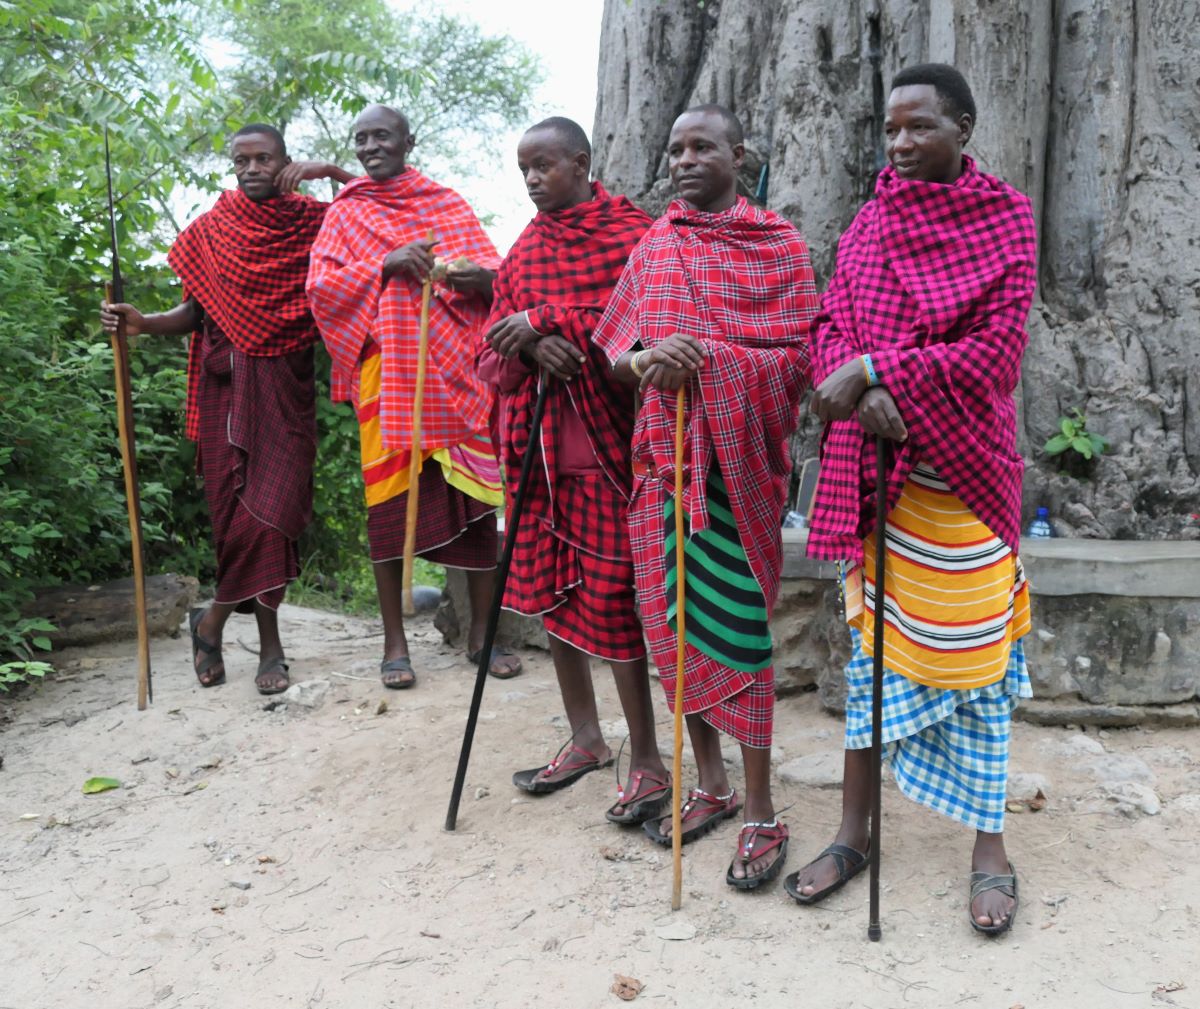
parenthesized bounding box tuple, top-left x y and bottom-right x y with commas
(2, 604, 1198, 1008)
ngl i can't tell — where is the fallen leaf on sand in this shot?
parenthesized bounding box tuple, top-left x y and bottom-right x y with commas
(1005, 801, 1024, 814)
(1028, 788, 1047, 812)
(599, 846, 640, 863)
(611, 974, 644, 1001)
(376, 699, 389, 715)
(195, 756, 222, 770)
(19, 812, 39, 821)
(82, 776, 121, 794)
(165, 767, 180, 779)
(1155, 982, 1186, 995)
(257, 855, 276, 864)
(183, 780, 208, 795)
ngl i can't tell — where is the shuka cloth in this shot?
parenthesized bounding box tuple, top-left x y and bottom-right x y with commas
(168, 188, 326, 440)
(807, 156, 1038, 564)
(195, 321, 317, 610)
(844, 462, 1031, 692)
(307, 168, 501, 455)
(843, 628, 1032, 833)
(594, 196, 818, 747)
(477, 183, 651, 661)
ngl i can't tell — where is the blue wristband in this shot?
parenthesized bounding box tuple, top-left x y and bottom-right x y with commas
(861, 354, 880, 387)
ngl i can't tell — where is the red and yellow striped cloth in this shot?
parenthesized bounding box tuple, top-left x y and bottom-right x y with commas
(846, 463, 1030, 691)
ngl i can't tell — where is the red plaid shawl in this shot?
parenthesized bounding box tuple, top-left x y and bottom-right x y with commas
(479, 182, 652, 501)
(306, 169, 499, 451)
(807, 156, 1038, 563)
(593, 196, 816, 612)
(167, 189, 327, 439)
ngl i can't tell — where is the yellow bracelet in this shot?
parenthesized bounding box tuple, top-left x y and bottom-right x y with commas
(860, 355, 872, 386)
(630, 349, 649, 378)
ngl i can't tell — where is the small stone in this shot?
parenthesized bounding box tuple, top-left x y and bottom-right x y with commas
(654, 919, 697, 941)
(1098, 781, 1161, 817)
(229, 880, 252, 891)
(475, 786, 489, 800)
(1006, 772, 1050, 799)
(409, 584, 443, 613)
(1044, 733, 1105, 756)
(1074, 656, 1092, 672)
(281, 679, 331, 709)
(778, 752, 843, 789)
(1036, 628, 1056, 644)
(1075, 753, 1156, 785)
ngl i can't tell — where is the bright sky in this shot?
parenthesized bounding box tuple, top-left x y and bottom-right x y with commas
(397, 0, 605, 253)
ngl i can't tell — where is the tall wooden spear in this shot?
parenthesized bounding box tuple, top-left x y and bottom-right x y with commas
(402, 229, 435, 616)
(104, 127, 152, 709)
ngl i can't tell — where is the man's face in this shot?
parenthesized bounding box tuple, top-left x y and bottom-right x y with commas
(884, 85, 970, 184)
(516, 129, 588, 213)
(354, 107, 413, 181)
(667, 111, 743, 212)
(231, 133, 289, 202)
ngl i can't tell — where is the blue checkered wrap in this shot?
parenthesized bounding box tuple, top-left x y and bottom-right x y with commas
(844, 629, 1032, 833)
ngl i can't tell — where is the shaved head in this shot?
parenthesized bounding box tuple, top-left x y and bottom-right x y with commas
(524, 116, 591, 160)
(678, 103, 744, 147)
(357, 104, 410, 134)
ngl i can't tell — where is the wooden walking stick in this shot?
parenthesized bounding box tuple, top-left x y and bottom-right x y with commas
(402, 229, 436, 616)
(670, 385, 687, 911)
(104, 127, 152, 709)
(868, 435, 888, 941)
(445, 376, 551, 831)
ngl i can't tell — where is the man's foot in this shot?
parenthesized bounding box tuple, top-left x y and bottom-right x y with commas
(512, 741, 612, 793)
(971, 833, 1017, 932)
(255, 656, 290, 696)
(606, 767, 671, 825)
(643, 787, 740, 845)
(467, 645, 522, 679)
(188, 608, 225, 688)
(785, 823, 871, 901)
(726, 819, 789, 890)
(380, 656, 416, 689)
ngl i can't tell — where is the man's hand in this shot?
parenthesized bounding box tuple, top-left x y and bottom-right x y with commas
(529, 335, 585, 381)
(857, 387, 908, 442)
(274, 161, 356, 192)
(810, 358, 869, 423)
(383, 238, 436, 282)
(640, 332, 704, 393)
(442, 259, 494, 297)
(100, 300, 147, 337)
(487, 312, 542, 359)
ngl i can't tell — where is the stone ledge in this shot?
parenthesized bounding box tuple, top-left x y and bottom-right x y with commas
(781, 529, 1200, 598)
(1014, 699, 1200, 728)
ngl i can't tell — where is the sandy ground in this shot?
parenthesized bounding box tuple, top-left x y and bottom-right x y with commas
(2, 603, 1199, 1009)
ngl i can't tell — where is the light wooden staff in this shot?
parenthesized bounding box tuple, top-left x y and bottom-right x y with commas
(671, 385, 687, 910)
(402, 229, 435, 616)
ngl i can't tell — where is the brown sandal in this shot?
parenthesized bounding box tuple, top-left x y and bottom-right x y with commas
(726, 819, 790, 891)
(189, 608, 225, 688)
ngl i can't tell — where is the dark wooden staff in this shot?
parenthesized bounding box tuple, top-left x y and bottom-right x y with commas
(104, 127, 152, 709)
(445, 376, 550, 830)
(868, 435, 888, 940)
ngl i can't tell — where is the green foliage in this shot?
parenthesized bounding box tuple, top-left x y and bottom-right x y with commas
(0, 0, 534, 686)
(1043, 408, 1109, 462)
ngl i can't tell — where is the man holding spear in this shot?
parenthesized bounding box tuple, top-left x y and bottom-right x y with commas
(307, 105, 521, 689)
(101, 123, 352, 695)
(594, 104, 817, 890)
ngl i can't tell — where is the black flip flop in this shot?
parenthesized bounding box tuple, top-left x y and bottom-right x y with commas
(255, 656, 290, 696)
(784, 841, 870, 905)
(188, 607, 225, 688)
(969, 860, 1018, 936)
(512, 743, 612, 794)
(380, 656, 416, 690)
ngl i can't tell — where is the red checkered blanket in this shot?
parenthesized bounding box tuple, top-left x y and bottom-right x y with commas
(306, 169, 499, 451)
(807, 156, 1038, 563)
(167, 189, 327, 439)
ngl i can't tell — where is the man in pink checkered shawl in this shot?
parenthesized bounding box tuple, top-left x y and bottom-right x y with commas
(789, 65, 1038, 936)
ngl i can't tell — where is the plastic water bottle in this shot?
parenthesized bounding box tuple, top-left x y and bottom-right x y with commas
(1025, 506, 1055, 538)
(782, 510, 807, 530)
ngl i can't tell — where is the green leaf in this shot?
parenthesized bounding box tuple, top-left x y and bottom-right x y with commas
(1059, 416, 1075, 437)
(30, 636, 52, 651)
(1043, 434, 1071, 455)
(82, 776, 121, 794)
(1071, 436, 1094, 460)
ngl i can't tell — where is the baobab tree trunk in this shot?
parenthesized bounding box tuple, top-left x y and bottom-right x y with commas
(593, 0, 1200, 540)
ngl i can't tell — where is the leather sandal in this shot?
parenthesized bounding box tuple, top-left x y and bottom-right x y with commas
(969, 860, 1018, 936)
(380, 656, 416, 689)
(784, 841, 870, 905)
(606, 769, 672, 825)
(468, 646, 522, 680)
(189, 608, 225, 688)
(512, 741, 612, 794)
(643, 787, 741, 845)
(726, 819, 789, 891)
(255, 656, 290, 696)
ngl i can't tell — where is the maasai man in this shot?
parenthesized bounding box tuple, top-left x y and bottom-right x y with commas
(477, 117, 669, 819)
(307, 104, 521, 689)
(788, 64, 1036, 935)
(594, 105, 817, 888)
(101, 124, 353, 695)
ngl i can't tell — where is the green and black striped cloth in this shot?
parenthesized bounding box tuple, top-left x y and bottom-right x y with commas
(664, 466, 773, 672)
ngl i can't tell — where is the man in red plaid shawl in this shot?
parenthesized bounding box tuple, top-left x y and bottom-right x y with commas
(789, 65, 1037, 936)
(477, 117, 670, 821)
(307, 105, 521, 689)
(594, 105, 817, 889)
(101, 123, 353, 695)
